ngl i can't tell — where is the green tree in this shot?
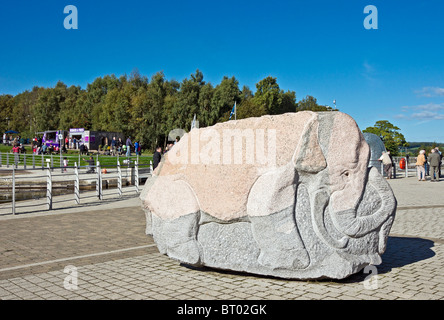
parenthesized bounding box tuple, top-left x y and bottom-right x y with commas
(59, 85, 84, 130)
(173, 70, 206, 131)
(234, 99, 266, 120)
(33, 81, 69, 132)
(198, 83, 214, 127)
(297, 95, 338, 112)
(0, 94, 14, 133)
(86, 75, 122, 130)
(211, 76, 241, 124)
(252, 76, 297, 116)
(363, 120, 409, 156)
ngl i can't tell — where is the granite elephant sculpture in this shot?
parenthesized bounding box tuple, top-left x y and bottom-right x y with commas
(140, 111, 396, 279)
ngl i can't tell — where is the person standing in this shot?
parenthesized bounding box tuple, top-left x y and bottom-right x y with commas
(134, 141, 139, 156)
(428, 149, 441, 182)
(378, 151, 392, 179)
(63, 157, 69, 172)
(415, 150, 426, 181)
(436, 147, 442, 178)
(152, 146, 162, 171)
(111, 137, 117, 156)
(126, 136, 132, 157)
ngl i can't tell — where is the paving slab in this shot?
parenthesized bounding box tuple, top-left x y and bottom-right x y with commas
(0, 174, 443, 301)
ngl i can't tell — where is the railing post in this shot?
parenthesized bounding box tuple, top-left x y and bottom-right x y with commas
(12, 166, 16, 215)
(0, 152, 2, 167)
(74, 162, 80, 204)
(96, 161, 102, 200)
(6, 152, 9, 168)
(135, 160, 139, 193)
(14, 152, 18, 169)
(405, 157, 408, 178)
(24, 154, 26, 170)
(46, 163, 52, 210)
(41, 153, 44, 170)
(117, 160, 122, 198)
(32, 153, 35, 169)
(150, 160, 153, 173)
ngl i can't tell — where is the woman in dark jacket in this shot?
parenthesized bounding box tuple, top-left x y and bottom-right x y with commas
(152, 147, 162, 170)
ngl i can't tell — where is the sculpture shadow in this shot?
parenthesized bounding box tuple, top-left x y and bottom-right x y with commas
(337, 236, 436, 284)
(182, 236, 436, 283)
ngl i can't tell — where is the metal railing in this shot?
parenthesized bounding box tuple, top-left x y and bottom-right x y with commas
(1, 159, 153, 215)
(0, 151, 153, 171)
(378, 156, 442, 178)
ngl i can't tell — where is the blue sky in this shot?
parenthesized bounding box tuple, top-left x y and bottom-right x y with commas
(1, 0, 443, 143)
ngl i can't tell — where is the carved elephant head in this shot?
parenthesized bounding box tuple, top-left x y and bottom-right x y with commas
(293, 112, 396, 249)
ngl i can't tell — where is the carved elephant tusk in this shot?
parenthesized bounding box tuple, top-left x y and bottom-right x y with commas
(330, 167, 396, 238)
(310, 188, 349, 249)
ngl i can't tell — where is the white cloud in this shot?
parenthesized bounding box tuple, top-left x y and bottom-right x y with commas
(415, 87, 444, 97)
(396, 103, 444, 121)
(363, 61, 375, 74)
(361, 61, 378, 84)
(411, 111, 444, 120)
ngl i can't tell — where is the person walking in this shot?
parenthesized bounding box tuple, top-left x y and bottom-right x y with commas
(415, 150, 426, 181)
(428, 149, 441, 182)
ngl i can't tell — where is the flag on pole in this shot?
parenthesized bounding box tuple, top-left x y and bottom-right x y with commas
(191, 114, 197, 129)
(229, 102, 236, 120)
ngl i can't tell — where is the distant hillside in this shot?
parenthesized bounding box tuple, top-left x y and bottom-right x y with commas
(403, 142, 444, 155)
(407, 142, 444, 148)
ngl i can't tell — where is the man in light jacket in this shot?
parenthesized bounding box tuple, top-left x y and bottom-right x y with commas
(415, 150, 426, 181)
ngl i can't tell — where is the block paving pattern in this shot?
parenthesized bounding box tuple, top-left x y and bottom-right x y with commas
(0, 177, 443, 300)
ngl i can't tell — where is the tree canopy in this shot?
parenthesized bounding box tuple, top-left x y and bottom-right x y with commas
(0, 70, 338, 152)
(363, 120, 409, 155)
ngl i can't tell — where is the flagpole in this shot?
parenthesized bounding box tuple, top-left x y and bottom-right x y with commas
(235, 101, 237, 120)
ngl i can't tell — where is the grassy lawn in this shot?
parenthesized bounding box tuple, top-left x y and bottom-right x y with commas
(0, 144, 153, 168)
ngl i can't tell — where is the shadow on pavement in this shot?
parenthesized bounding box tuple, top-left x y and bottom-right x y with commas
(181, 236, 436, 284)
(340, 236, 436, 284)
(377, 236, 436, 273)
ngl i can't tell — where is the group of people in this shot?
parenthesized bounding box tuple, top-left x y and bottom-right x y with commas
(378, 147, 443, 182)
(2, 133, 18, 146)
(65, 136, 83, 150)
(109, 136, 142, 157)
(30, 137, 65, 155)
(415, 147, 442, 182)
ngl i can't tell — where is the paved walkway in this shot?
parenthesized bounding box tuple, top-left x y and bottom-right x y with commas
(0, 175, 443, 301)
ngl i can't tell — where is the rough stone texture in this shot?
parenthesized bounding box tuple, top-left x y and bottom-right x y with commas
(363, 132, 386, 174)
(140, 111, 397, 280)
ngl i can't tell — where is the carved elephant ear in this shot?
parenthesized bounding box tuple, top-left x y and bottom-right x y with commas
(292, 115, 327, 173)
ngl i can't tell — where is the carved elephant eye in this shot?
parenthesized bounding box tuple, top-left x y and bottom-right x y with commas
(342, 171, 350, 177)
